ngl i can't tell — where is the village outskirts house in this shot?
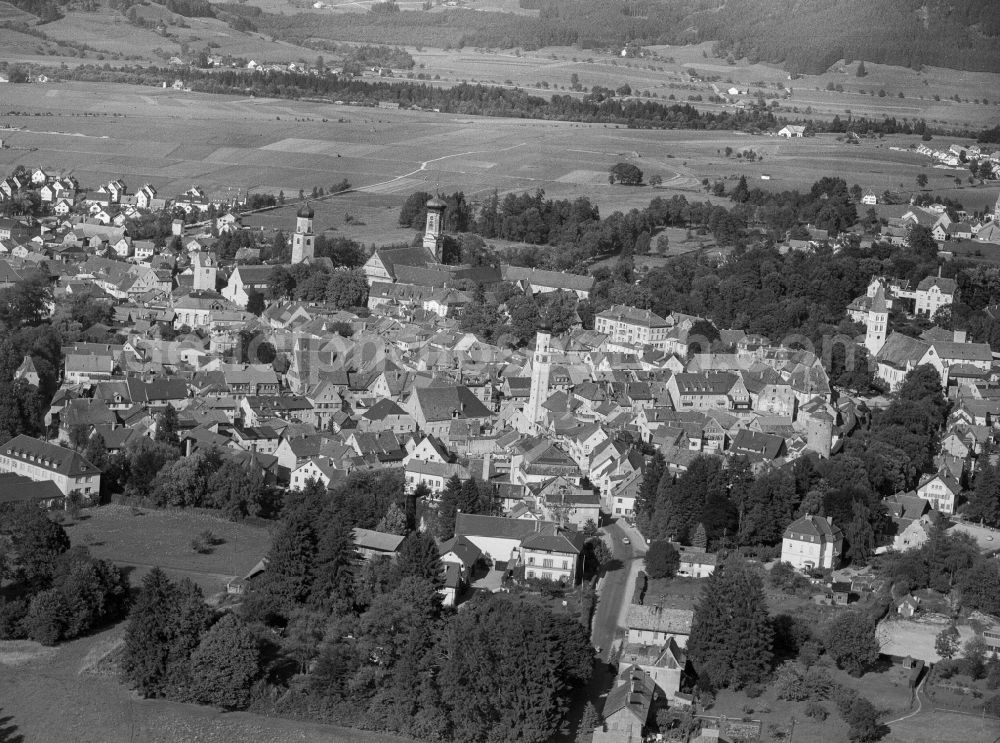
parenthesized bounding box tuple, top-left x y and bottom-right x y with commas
(780, 514, 843, 571)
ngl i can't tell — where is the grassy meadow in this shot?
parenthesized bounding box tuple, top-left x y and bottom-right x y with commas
(2, 81, 996, 244)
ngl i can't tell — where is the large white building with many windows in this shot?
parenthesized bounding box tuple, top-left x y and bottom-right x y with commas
(595, 305, 670, 348)
(0, 435, 101, 500)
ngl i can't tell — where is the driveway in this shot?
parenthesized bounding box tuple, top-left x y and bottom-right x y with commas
(591, 520, 646, 662)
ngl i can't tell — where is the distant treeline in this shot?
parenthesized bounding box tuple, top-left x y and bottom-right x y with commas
(155, 0, 215, 18)
(5, 0, 63, 22)
(55, 65, 973, 138)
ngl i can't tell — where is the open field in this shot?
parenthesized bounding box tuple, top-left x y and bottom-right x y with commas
(405, 42, 1000, 131)
(2, 81, 997, 241)
(0, 627, 417, 743)
(66, 505, 273, 596)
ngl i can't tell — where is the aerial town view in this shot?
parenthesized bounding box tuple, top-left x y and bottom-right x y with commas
(0, 0, 1000, 741)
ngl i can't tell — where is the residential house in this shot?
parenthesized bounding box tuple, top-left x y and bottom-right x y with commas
(781, 514, 842, 571)
(915, 472, 960, 515)
(593, 667, 655, 743)
(625, 602, 694, 648)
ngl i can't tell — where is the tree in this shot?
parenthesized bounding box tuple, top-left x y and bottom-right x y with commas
(436, 474, 463, 540)
(965, 456, 1000, 527)
(645, 541, 680, 579)
(325, 269, 368, 309)
(207, 460, 269, 520)
(916, 173, 928, 189)
(121, 568, 197, 697)
(609, 162, 643, 186)
(154, 403, 180, 447)
(935, 624, 960, 660)
(439, 595, 592, 743)
(310, 514, 358, 616)
(376, 502, 408, 535)
(635, 451, 665, 533)
(246, 290, 265, 316)
(825, 611, 879, 676)
(7, 503, 70, 587)
(395, 530, 443, 587)
(577, 701, 601, 743)
(687, 555, 773, 690)
(242, 491, 321, 623)
(843, 694, 882, 743)
(189, 613, 260, 708)
(958, 560, 1000, 616)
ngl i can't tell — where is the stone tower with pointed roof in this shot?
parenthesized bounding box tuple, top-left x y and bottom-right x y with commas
(423, 196, 446, 263)
(291, 202, 315, 264)
(865, 284, 888, 357)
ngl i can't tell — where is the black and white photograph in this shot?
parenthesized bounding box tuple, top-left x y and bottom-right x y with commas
(0, 1, 999, 741)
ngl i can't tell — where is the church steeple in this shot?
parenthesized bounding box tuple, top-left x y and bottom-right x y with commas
(423, 196, 446, 263)
(865, 284, 888, 357)
(524, 321, 553, 432)
(292, 202, 315, 264)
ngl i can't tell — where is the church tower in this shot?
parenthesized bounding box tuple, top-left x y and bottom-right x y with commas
(191, 250, 217, 292)
(865, 284, 888, 357)
(423, 196, 446, 263)
(291, 202, 315, 264)
(994, 192, 1000, 223)
(525, 323, 553, 432)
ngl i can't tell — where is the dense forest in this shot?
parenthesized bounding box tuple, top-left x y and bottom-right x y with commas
(249, 0, 1000, 74)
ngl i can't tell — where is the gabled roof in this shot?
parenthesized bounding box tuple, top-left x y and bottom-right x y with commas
(411, 385, 492, 421)
(0, 435, 101, 478)
(439, 534, 483, 567)
(601, 666, 655, 724)
(455, 513, 559, 541)
(784, 514, 842, 541)
(352, 527, 405, 554)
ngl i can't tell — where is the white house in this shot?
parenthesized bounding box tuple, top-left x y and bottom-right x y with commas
(0, 434, 101, 499)
(915, 472, 960, 515)
(778, 125, 806, 138)
(780, 514, 842, 571)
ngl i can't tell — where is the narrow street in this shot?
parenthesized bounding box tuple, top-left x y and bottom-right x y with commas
(591, 520, 647, 662)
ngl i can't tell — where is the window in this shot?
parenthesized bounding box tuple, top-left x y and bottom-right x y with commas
(527, 570, 534, 579)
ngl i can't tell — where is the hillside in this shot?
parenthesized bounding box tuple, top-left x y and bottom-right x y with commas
(250, 0, 1000, 75)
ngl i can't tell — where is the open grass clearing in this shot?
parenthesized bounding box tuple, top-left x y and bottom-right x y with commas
(66, 504, 273, 597)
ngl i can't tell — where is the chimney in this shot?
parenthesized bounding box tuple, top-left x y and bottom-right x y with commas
(953, 329, 967, 344)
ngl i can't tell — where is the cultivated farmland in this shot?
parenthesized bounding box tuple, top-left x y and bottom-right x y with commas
(2, 80, 996, 243)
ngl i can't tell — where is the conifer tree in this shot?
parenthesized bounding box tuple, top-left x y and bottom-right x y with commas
(635, 451, 665, 532)
(396, 530, 443, 587)
(310, 515, 358, 615)
(437, 474, 464, 540)
(687, 555, 773, 690)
